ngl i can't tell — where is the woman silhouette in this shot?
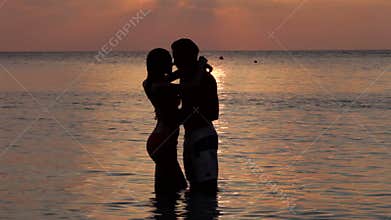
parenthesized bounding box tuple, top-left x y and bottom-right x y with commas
(143, 48, 187, 194)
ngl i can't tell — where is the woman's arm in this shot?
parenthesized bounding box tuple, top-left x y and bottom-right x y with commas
(166, 71, 181, 82)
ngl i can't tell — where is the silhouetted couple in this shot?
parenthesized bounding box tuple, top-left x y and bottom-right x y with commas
(143, 39, 219, 195)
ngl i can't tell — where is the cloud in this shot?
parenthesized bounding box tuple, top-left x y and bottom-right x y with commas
(0, 0, 390, 51)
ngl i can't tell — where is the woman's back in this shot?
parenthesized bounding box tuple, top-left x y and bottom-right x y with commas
(143, 80, 180, 128)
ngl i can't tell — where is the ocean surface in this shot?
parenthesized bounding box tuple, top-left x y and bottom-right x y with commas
(0, 51, 390, 219)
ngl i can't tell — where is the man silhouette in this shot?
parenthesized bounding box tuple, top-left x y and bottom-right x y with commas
(171, 38, 219, 193)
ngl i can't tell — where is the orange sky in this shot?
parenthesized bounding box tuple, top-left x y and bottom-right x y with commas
(0, 0, 390, 51)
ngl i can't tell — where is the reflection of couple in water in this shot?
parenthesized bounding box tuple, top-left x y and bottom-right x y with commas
(143, 38, 219, 195)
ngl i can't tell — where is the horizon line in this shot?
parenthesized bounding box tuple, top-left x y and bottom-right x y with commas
(1, 49, 391, 53)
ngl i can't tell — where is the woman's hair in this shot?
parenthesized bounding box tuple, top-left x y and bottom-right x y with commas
(146, 48, 172, 81)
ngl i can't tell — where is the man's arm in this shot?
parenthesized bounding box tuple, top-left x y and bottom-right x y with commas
(203, 74, 219, 121)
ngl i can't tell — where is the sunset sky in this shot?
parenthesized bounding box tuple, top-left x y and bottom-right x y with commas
(0, 0, 390, 51)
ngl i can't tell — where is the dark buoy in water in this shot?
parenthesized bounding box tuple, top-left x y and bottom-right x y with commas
(219, 56, 224, 60)
(254, 60, 258, 63)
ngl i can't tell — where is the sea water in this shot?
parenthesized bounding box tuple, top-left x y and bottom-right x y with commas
(0, 51, 390, 219)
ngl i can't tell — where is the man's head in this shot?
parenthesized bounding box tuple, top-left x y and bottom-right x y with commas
(171, 38, 199, 71)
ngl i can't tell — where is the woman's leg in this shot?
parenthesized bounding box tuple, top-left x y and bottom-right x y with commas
(154, 160, 187, 194)
(147, 129, 187, 193)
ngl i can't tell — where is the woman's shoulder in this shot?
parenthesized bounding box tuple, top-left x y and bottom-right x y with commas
(153, 82, 179, 93)
(144, 79, 179, 96)
(143, 79, 151, 91)
(143, 80, 163, 91)
(142, 79, 148, 87)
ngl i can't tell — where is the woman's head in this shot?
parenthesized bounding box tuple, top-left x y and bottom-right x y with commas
(146, 48, 172, 81)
